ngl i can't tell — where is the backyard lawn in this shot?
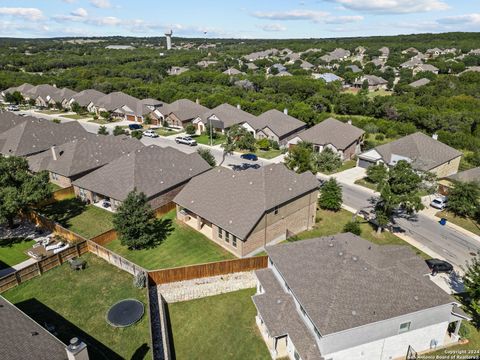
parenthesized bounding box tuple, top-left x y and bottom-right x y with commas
(293, 208, 430, 259)
(0, 237, 35, 269)
(436, 210, 480, 237)
(167, 288, 270, 360)
(3, 253, 151, 360)
(106, 211, 234, 270)
(39, 198, 114, 239)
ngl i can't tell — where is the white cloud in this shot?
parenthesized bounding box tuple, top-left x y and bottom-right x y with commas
(90, 16, 121, 26)
(437, 13, 480, 25)
(0, 7, 44, 21)
(89, 0, 112, 9)
(63, 0, 77, 3)
(326, 0, 449, 14)
(325, 15, 363, 24)
(251, 9, 362, 24)
(71, 8, 88, 18)
(258, 23, 287, 32)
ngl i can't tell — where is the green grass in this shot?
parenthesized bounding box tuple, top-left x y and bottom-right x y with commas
(0, 237, 35, 269)
(366, 89, 393, 98)
(354, 178, 378, 191)
(255, 148, 283, 159)
(436, 210, 480, 236)
(62, 113, 89, 120)
(324, 159, 357, 175)
(105, 211, 234, 270)
(3, 253, 151, 359)
(39, 199, 114, 239)
(168, 288, 270, 360)
(293, 208, 430, 259)
(38, 109, 65, 115)
(155, 127, 181, 136)
(193, 133, 225, 145)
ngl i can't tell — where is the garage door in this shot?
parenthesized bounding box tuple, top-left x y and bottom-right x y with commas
(358, 158, 374, 169)
(126, 115, 136, 122)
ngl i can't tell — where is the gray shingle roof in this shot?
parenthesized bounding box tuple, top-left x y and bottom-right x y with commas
(24, 84, 59, 100)
(28, 134, 144, 178)
(50, 88, 77, 103)
(174, 164, 319, 239)
(265, 233, 455, 335)
(297, 117, 364, 150)
(92, 91, 141, 113)
(354, 75, 388, 86)
(255, 109, 306, 139)
(374, 132, 462, 171)
(69, 89, 106, 107)
(409, 78, 431, 88)
(72, 145, 211, 201)
(2, 83, 35, 96)
(201, 103, 258, 129)
(0, 112, 29, 133)
(0, 296, 67, 360)
(161, 99, 209, 122)
(0, 119, 88, 156)
(448, 167, 480, 183)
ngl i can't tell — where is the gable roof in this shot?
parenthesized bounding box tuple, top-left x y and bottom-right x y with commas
(201, 103, 258, 129)
(174, 164, 319, 239)
(0, 112, 29, 133)
(0, 296, 67, 360)
(313, 73, 343, 83)
(0, 119, 88, 157)
(24, 84, 59, 100)
(415, 63, 439, 72)
(2, 83, 34, 96)
(355, 74, 387, 86)
(92, 91, 141, 113)
(255, 109, 306, 139)
(264, 233, 455, 335)
(223, 68, 244, 75)
(297, 117, 364, 150)
(49, 87, 77, 103)
(448, 167, 480, 183)
(161, 99, 209, 122)
(409, 78, 431, 88)
(28, 134, 144, 178)
(72, 145, 211, 201)
(374, 132, 462, 171)
(69, 89, 106, 107)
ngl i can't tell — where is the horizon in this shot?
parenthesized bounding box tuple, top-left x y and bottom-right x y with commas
(0, 0, 478, 39)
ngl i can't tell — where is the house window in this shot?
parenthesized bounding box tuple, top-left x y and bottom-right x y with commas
(274, 206, 279, 215)
(218, 227, 222, 239)
(399, 322, 411, 334)
(232, 235, 237, 247)
(225, 231, 230, 243)
(51, 173, 58, 180)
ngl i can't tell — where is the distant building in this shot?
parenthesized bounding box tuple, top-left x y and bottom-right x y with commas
(165, 30, 172, 50)
(105, 45, 135, 50)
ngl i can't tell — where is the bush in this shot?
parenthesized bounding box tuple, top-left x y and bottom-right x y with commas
(113, 126, 126, 136)
(256, 138, 270, 150)
(317, 148, 342, 173)
(366, 164, 387, 184)
(52, 118, 61, 124)
(185, 124, 196, 135)
(375, 133, 385, 141)
(100, 111, 110, 119)
(197, 148, 216, 167)
(343, 221, 361, 235)
(93, 115, 98, 120)
(133, 271, 147, 288)
(131, 130, 143, 139)
(270, 140, 280, 150)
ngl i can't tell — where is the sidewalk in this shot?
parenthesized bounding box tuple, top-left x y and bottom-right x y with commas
(0, 257, 37, 278)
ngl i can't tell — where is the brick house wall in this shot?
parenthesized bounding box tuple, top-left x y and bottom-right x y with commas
(429, 156, 461, 178)
(49, 172, 72, 188)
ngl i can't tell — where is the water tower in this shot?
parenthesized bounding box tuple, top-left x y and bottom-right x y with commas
(165, 30, 172, 50)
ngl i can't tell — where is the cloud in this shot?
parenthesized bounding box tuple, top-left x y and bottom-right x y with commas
(325, 15, 364, 24)
(0, 7, 44, 21)
(89, 0, 112, 9)
(258, 23, 287, 32)
(63, 0, 77, 3)
(326, 0, 449, 14)
(71, 8, 88, 18)
(437, 13, 480, 25)
(251, 9, 362, 24)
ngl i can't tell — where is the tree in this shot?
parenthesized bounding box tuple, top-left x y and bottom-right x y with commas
(463, 253, 480, 325)
(318, 178, 342, 211)
(185, 124, 196, 135)
(100, 111, 110, 120)
(284, 142, 318, 174)
(71, 101, 82, 114)
(366, 163, 388, 184)
(317, 148, 342, 173)
(344, 220, 361, 235)
(97, 125, 108, 135)
(131, 130, 142, 139)
(256, 138, 270, 150)
(447, 181, 480, 218)
(197, 147, 216, 167)
(5, 91, 24, 105)
(374, 161, 424, 232)
(204, 123, 218, 140)
(113, 126, 126, 136)
(0, 156, 51, 228)
(220, 125, 255, 165)
(113, 190, 173, 250)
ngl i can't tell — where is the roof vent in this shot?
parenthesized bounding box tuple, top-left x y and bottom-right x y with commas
(351, 310, 356, 316)
(288, 187, 292, 191)
(414, 296, 419, 301)
(31, 331, 39, 336)
(363, 267, 368, 271)
(328, 243, 334, 247)
(338, 252, 343, 256)
(352, 256, 358, 261)
(229, 220, 233, 224)
(249, 181, 253, 185)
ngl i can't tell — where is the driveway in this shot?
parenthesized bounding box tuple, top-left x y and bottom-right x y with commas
(330, 166, 366, 184)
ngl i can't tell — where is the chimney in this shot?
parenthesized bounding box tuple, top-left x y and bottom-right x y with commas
(236, 104, 241, 110)
(196, 98, 200, 105)
(283, 108, 288, 115)
(51, 146, 57, 161)
(66, 338, 89, 360)
(432, 133, 438, 140)
(347, 120, 352, 125)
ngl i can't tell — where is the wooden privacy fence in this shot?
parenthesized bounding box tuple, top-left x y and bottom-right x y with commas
(90, 229, 117, 246)
(0, 242, 88, 293)
(154, 202, 176, 218)
(148, 256, 268, 285)
(87, 241, 146, 276)
(38, 186, 75, 206)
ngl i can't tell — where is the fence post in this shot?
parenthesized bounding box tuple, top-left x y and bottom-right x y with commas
(76, 243, 81, 257)
(57, 253, 63, 265)
(37, 262, 43, 276)
(15, 272, 21, 286)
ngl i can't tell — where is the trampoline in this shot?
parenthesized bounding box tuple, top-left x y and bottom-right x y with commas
(106, 299, 144, 327)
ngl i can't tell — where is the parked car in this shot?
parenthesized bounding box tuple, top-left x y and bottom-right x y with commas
(128, 124, 143, 131)
(143, 129, 159, 138)
(240, 153, 258, 161)
(425, 259, 453, 276)
(175, 136, 197, 146)
(7, 105, 19, 111)
(430, 196, 447, 210)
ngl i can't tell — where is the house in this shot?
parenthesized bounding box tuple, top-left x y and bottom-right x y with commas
(254, 109, 307, 146)
(426, 47, 442, 58)
(400, 58, 423, 69)
(320, 48, 350, 63)
(23, 84, 61, 107)
(244, 49, 279, 62)
(460, 66, 480, 75)
(402, 47, 420, 54)
(0, 296, 87, 360)
(106, 45, 135, 50)
(370, 58, 384, 68)
(67, 89, 106, 109)
(275, 70, 292, 77)
(193, 103, 258, 135)
(438, 167, 480, 195)
(253, 233, 468, 360)
(413, 63, 439, 75)
(167, 66, 189, 76)
(0, 119, 88, 157)
(300, 60, 314, 71)
(287, 118, 364, 161)
(312, 73, 343, 83)
(357, 132, 462, 177)
(223, 68, 244, 76)
(72, 145, 211, 212)
(47, 87, 77, 108)
(246, 63, 259, 70)
(28, 134, 144, 188)
(378, 46, 390, 61)
(1, 83, 35, 100)
(409, 78, 431, 88)
(158, 99, 209, 129)
(354, 75, 388, 91)
(346, 64, 361, 73)
(174, 164, 319, 257)
(196, 60, 218, 68)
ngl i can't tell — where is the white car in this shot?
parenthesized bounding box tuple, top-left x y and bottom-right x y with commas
(175, 136, 197, 146)
(430, 196, 447, 210)
(143, 129, 159, 138)
(7, 105, 20, 111)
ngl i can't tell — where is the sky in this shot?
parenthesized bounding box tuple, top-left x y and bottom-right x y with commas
(0, 0, 479, 39)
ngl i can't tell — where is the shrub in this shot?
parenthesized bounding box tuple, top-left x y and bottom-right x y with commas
(93, 115, 99, 120)
(375, 133, 385, 141)
(269, 140, 280, 150)
(131, 130, 143, 139)
(256, 138, 270, 150)
(52, 118, 61, 124)
(197, 148, 216, 167)
(318, 178, 342, 211)
(113, 126, 126, 136)
(343, 221, 361, 235)
(185, 124, 196, 135)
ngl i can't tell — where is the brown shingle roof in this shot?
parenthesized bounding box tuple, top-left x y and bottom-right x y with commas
(174, 164, 319, 239)
(297, 117, 364, 150)
(72, 145, 211, 201)
(265, 233, 455, 335)
(161, 99, 209, 122)
(255, 109, 306, 139)
(200, 103, 258, 129)
(69, 89, 106, 107)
